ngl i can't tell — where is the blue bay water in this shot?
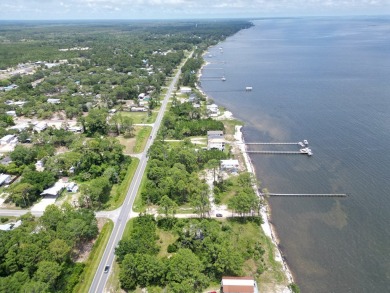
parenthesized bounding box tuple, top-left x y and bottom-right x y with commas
(200, 17, 390, 293)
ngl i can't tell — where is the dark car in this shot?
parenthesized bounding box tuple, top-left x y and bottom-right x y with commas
(216, 213, 223, 217)
(104, 265, 110, 273)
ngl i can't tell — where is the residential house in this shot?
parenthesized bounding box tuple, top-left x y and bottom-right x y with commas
(220, 159, 239, 172)
(221, 276, 259, 293)
(188, 94, 197, 103)
(207, 131, 225, 151)
(35, 160, 44, 172)
(207, 103, 220, 117)
(6, 111, 16, 117)
(68, 126, 82, 133)
(0, 135, 17, 145)
(67, 182, 79, 193)
(47, 98, 61, 104)
(180, 86, 192, 94)
(40, 181, 65, 197)
(0, 174, 12, 186)
(0, 220, 22, 231)
(33, 122, 47, 132)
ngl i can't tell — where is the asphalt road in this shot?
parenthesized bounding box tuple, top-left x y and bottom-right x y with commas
(88, 59, 187, 293)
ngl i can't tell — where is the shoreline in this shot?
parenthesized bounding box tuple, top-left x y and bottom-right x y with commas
(234, 125, 295, 288)
(197, 50, 295, 292)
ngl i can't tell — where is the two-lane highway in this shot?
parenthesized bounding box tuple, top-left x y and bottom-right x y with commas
(89, 55, 191, 293)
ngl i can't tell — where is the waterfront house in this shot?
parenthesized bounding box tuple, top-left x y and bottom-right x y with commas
(221, 276, 258, 293)
(220, 159, 239, 172)
(180, 86, 192, 94)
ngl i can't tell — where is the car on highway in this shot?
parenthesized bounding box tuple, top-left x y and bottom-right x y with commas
(104, 265, 110, 273)
(216, 213, 223, 217)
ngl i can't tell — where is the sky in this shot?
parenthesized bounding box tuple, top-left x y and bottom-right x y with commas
(1, 0, 390, 20)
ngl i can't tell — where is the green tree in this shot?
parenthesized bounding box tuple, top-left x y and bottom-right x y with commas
(158, 195, 177, 217)
(166, 248, 208, 293)
(84, 108, 108, 136)
(34, 261, 61, 289)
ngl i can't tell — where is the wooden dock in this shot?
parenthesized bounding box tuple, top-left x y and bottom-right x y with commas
(245, 142, 301, 145)
(266, 193, 348, 198)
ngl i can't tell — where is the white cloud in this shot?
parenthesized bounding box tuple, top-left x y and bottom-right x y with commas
(0, 0, 389, 19)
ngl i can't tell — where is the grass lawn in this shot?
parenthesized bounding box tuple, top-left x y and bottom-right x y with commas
(104, 158, 140, 211)
(117, 126, 152, 155)
(132, 171, 148, 213)
(222, 119, 244, 137)
(74, 219, 114, 293)
(119, 111, 157, 124)
(133, 126, 152, 153)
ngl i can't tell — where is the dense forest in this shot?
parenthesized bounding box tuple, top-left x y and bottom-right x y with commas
(116, 214, 266, 293)
(0, 206, 98, 292)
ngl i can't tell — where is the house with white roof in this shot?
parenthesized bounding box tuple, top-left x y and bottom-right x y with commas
(47, 98, 61, 104)
(207, 131, 225, 151)
(33, 122, 47, 132)
(207, 103, 220, 117)
(0, 135, 17, 145)
(40, 181, 65, 197)
(180, 86, 192, 94)
(0, 174, 12, 186)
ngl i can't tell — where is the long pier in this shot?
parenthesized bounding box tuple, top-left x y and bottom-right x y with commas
(245, 142, 301, 145)
(267, 193, 348, 198)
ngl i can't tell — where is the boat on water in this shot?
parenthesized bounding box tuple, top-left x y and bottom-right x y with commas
(300, 148, 308, 153)
(299, 141, 305, 147)
(303, 139, 309, 145)
(221, 76, 226, 81)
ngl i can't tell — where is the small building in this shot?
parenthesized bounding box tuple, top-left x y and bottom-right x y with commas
(0, 135, 17, 145)
(207, 104, 220, 116)
(0, 220, 22, 231)
(33, 122, 47, 132)
(130, 106, 148, 112)
(221, 276, 258, 293)
(0, 174, 12, 186)
(9, 123, 29, 132)
(68, 126, 82, 133)
(67, 182, 79, 193)
(35, 160, 44, 172)
(220, 159, 239, 172)
(207, 130, 224, 138)
(188, 94, 197, 103)
(180, 86, 192, 94)
(208, 137, 225, 151)
(6, 111, 16, 117)
(47, 98, 61, 104)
